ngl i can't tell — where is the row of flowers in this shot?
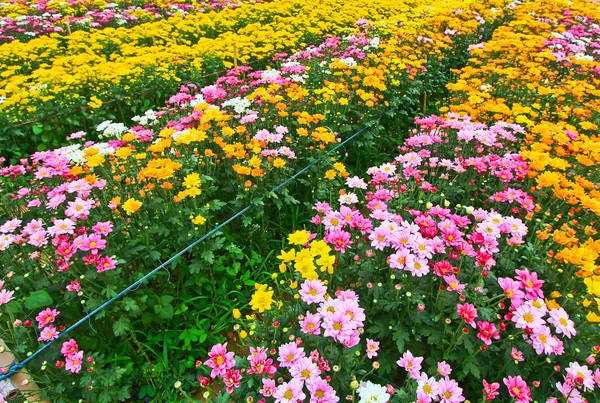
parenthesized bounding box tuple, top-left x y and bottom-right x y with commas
(0, 0, 511, 399)
(0, 0, 445, 161)
(0, 0, 260, 43)
(443, 0, 600, 322)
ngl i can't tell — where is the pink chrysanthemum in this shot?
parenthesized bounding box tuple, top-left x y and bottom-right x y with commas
(35, 308, 60, 329)
(299, 279, 327, 305)
(273, 378, 306, 403)
(204, 343, 236, 378)
(504, 376, 532, 403)
(65, 350, 84, 374)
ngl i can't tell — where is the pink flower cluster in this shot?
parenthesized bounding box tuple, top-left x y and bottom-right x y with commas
(203, 341, 340, 403)
(397, 352, 465, 403)
(498, 268, 575, 356)
(298, 281, 365, 348)
(552, 361, 600, 402)
(36, 308, 61, 342)
(0, 150, 119, 275)
(0, 0, 267, 43)
(60, 339, 85, 374)
(543, 15, 600, 68)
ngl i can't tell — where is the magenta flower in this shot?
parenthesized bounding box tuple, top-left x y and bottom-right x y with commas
(503, 376, 532, 403)
(204, 343, 235, 378)
(96, 256, 117, 273)
(476, 321, 500, 346)
(35, 308, 60, 329)
(66, 280, 81, 292)
(456, 303, 478, 328)
(482, 380, 500, 401)
(497, 277, 525, 305)
(247, 351, 276, 377)
(80, 234, 106, 253)
(515, 268, 544, 300)
(260, 378, 276, 397)
(64, 350, 83, 374)
(444, 275, 465, 294)
(324, 229, 353, 253)
(92, 221, 113, 236)
(223, 369, 242, 393)
(61, 339, 79, 356)
(510, 348, 524, 362)
(38, 325, 60, 342)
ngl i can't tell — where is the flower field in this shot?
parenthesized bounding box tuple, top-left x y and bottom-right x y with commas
(0, 0, 438, 160)
(0, 0, 598, 401)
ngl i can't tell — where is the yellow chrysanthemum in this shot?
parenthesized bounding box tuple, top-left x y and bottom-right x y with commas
(122, 198, 143, 215)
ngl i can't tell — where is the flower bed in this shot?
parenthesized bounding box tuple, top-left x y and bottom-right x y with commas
(444, 0, 600, 323)
(0, 0, 510, 399)
(201, 112, 600, 402)
(0, 0, 261, 43)
(0, 0, 440, 161)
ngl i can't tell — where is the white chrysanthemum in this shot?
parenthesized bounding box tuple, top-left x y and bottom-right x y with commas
(357, 381, 390, 403)
(261, 69, 281, 82)
(222, 97, 252, 114)
(189, 94, 206, 108)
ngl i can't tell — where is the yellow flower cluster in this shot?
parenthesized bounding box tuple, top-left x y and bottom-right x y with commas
(444, 0, 600, 321)
(0, 0, 440, 126)
(278, 239, 335, 279)
(64, 0, 506, 212)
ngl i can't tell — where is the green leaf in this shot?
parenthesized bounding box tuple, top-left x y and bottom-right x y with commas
(24, 290, 53, 310)
(5, 300, 23, 314)
(112, 318, 132, 336)
(32, 124, 44, 135)
(148, 250, 162, 261)
(393, 327, 409, 353)
(201, 250, 215, 264)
